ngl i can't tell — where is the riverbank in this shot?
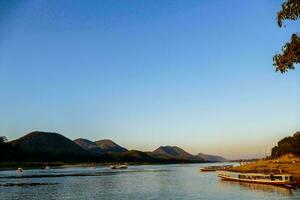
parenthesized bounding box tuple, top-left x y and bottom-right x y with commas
(229, 154, 300, 185)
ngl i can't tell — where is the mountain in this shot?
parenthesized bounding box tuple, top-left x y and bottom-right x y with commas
(152, 146, 202, 161)
(94, 139, 127, 153)
(152, 146, 226, 162)
(10, 131, 87, 160)
(4, 131, 223, 163)
(196, 153, 227, 162)
(115, 150, 160, 162)
(74, 138, 102, 154)
(96, 150, 199, 163)
(74, 138, 128, 154)
(74, 138, 98, 150)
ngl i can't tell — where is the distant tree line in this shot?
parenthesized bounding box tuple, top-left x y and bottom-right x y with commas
(271, 132, 300, 158)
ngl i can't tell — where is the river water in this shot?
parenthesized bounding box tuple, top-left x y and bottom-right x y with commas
(0, 163, 299, 200)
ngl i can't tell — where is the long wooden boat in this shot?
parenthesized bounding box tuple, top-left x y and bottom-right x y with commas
(217, 170, 295, 188)
(200, 165, 233, 172)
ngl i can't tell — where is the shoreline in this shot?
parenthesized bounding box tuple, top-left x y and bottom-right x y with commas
(227, 154, 300, 186)
(0, 161, 216, 171)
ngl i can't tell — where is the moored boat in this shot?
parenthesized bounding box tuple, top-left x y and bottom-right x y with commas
(217, 170, 295, 188)
(110, 163, 128, 169)
(16, 168, 23, 172)
(201, 165, 233, 172)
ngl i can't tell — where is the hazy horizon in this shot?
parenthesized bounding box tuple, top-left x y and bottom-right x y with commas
(1, 0, 299, 160)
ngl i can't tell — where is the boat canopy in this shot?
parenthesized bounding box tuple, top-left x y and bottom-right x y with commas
(218, 171, 293, 182)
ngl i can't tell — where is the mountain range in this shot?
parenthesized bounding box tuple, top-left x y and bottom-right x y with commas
(151, 146, 202, 161)
(6, 131, 227, 163)
(74, 138, 128, 154)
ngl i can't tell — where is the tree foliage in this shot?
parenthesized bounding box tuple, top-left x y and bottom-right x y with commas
(271, 132, 300, 157)
(274, 0, 300, 73)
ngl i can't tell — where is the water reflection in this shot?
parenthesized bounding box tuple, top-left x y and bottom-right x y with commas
(219, 180, 294, 196)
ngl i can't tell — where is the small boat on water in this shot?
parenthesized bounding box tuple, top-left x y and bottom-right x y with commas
(16, 168, 23, 172)
(217, 170, 295, 188)
(200, 165, 233, 172)
(45, 166, 50, 170)
(110, 164, 128, 169)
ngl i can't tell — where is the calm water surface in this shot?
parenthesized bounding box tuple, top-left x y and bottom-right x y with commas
(0, 163, 299, 200)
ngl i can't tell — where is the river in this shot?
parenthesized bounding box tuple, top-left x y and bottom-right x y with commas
(0, 163, 299, 199)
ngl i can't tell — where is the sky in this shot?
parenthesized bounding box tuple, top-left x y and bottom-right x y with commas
(0, 0, 299, 159)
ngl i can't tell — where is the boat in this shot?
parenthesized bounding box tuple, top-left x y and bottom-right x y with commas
(45, 165, 50, 170)
(16, 167, 23, 172)
(110, 163, 128, 169)
(217, 170, 295, 188)
(200, 165, 233, 172)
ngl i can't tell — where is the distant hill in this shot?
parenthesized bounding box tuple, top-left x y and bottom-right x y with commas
(271, 131, 300, 158)
(95, 150, 203, 164)
(114, 150, 160, 162)
(10, 131, 87, 161)
(74, 138, 102, 154)
(196, 153, 227, 162)
(95, 139, 127, 153)
(152, 146, 203, 161)
(74, 138, 98, 150)
(152, 146, 226, 162)
(74, 138, 128, 154)
(2, 131, 224, 163)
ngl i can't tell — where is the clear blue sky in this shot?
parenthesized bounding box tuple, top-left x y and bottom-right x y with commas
(0, 0, 299, 159)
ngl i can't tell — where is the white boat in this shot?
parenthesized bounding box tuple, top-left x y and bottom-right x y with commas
(110, 164, 128, 169)
(45, 166, 50, 170)
(16, 167, 23, 172)
(217, 170, 295, 188)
